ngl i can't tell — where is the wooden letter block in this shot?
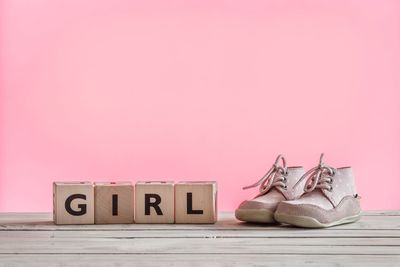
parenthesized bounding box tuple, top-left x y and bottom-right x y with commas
(53, 181, 94, 225)
(135, 181, 174, 223)
(174, 181, 217, 224)
(94, 182, 134, 224)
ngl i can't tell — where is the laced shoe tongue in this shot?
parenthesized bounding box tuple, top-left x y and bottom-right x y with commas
(243, 155, 288, 196)
(275, 167, 306, 200)
(295, 153, 335, 192)
(292, 153, 337, 205)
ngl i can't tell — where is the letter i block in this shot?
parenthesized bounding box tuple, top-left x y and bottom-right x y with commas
(94, 182, 134, 224)
(53, 182, 94, 225)
(175, 181, 217, 224)
(135, 181, 174, 223)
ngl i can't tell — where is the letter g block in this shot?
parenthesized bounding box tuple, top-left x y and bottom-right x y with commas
(53, 182, 94, 225)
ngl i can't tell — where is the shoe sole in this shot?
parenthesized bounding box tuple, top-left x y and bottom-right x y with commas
(274, 212, 361, 228)
(235, 208, 276, 223)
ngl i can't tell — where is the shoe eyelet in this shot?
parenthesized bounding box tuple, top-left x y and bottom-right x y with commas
(328, 186, 333, 192)
(282, 177, 287, 182)
(282, 185, 288, 190)
(328, 178, 333, 184)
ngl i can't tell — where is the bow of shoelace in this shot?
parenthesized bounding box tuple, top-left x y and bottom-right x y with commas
(295, 153, 336, 193)
(243, 154, 288, 195)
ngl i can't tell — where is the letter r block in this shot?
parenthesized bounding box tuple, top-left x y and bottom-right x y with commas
(175, 181, 217, 224)
(135, 181, 174, 223)
(53, 182, 94, 225)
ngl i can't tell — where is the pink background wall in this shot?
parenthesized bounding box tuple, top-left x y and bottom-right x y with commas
(1, 1, 399, 212)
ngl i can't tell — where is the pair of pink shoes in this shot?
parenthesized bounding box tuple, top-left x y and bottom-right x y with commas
(235, 154, 361, 228)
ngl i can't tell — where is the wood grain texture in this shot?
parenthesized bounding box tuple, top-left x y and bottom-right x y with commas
(53, 182, 94, 225)
(94, 182, 134, 224)
(174, 182, 217, 224)
(1, 255, 400, 267)
(0, 211, 399, 267)
(135, 181, 174, 223)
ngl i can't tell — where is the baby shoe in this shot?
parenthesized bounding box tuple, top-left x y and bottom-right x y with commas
(235, 155, 306, 223)
(274, 154, 361, 228)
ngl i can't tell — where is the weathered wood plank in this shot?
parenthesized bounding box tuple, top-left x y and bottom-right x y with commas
(1, 211, 398, 222)
(0, 211, 399, 267)
(1, 235, 399, 245)
(1, 229, 400, 238)
(360, 211, 400, 216)
(1, 212, 399, 231)
(1, 254, 400, 267)
(0, 237, 399, 255)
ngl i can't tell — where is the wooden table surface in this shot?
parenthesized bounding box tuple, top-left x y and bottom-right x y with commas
(0, 211, 399, 266)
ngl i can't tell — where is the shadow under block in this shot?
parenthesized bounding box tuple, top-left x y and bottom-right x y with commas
(53, 182, 94, 225)
(174, 181, 217, 224)
(135, 181, 174, 223)
(94, 182, 134, 224)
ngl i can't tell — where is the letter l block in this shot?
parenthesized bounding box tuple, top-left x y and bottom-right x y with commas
(53, 181, 94, 225)
(175, 181, 217, 224)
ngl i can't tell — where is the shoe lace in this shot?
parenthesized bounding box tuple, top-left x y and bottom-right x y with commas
(294, 153, 336, 193)
(243, 154, 288, 194)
